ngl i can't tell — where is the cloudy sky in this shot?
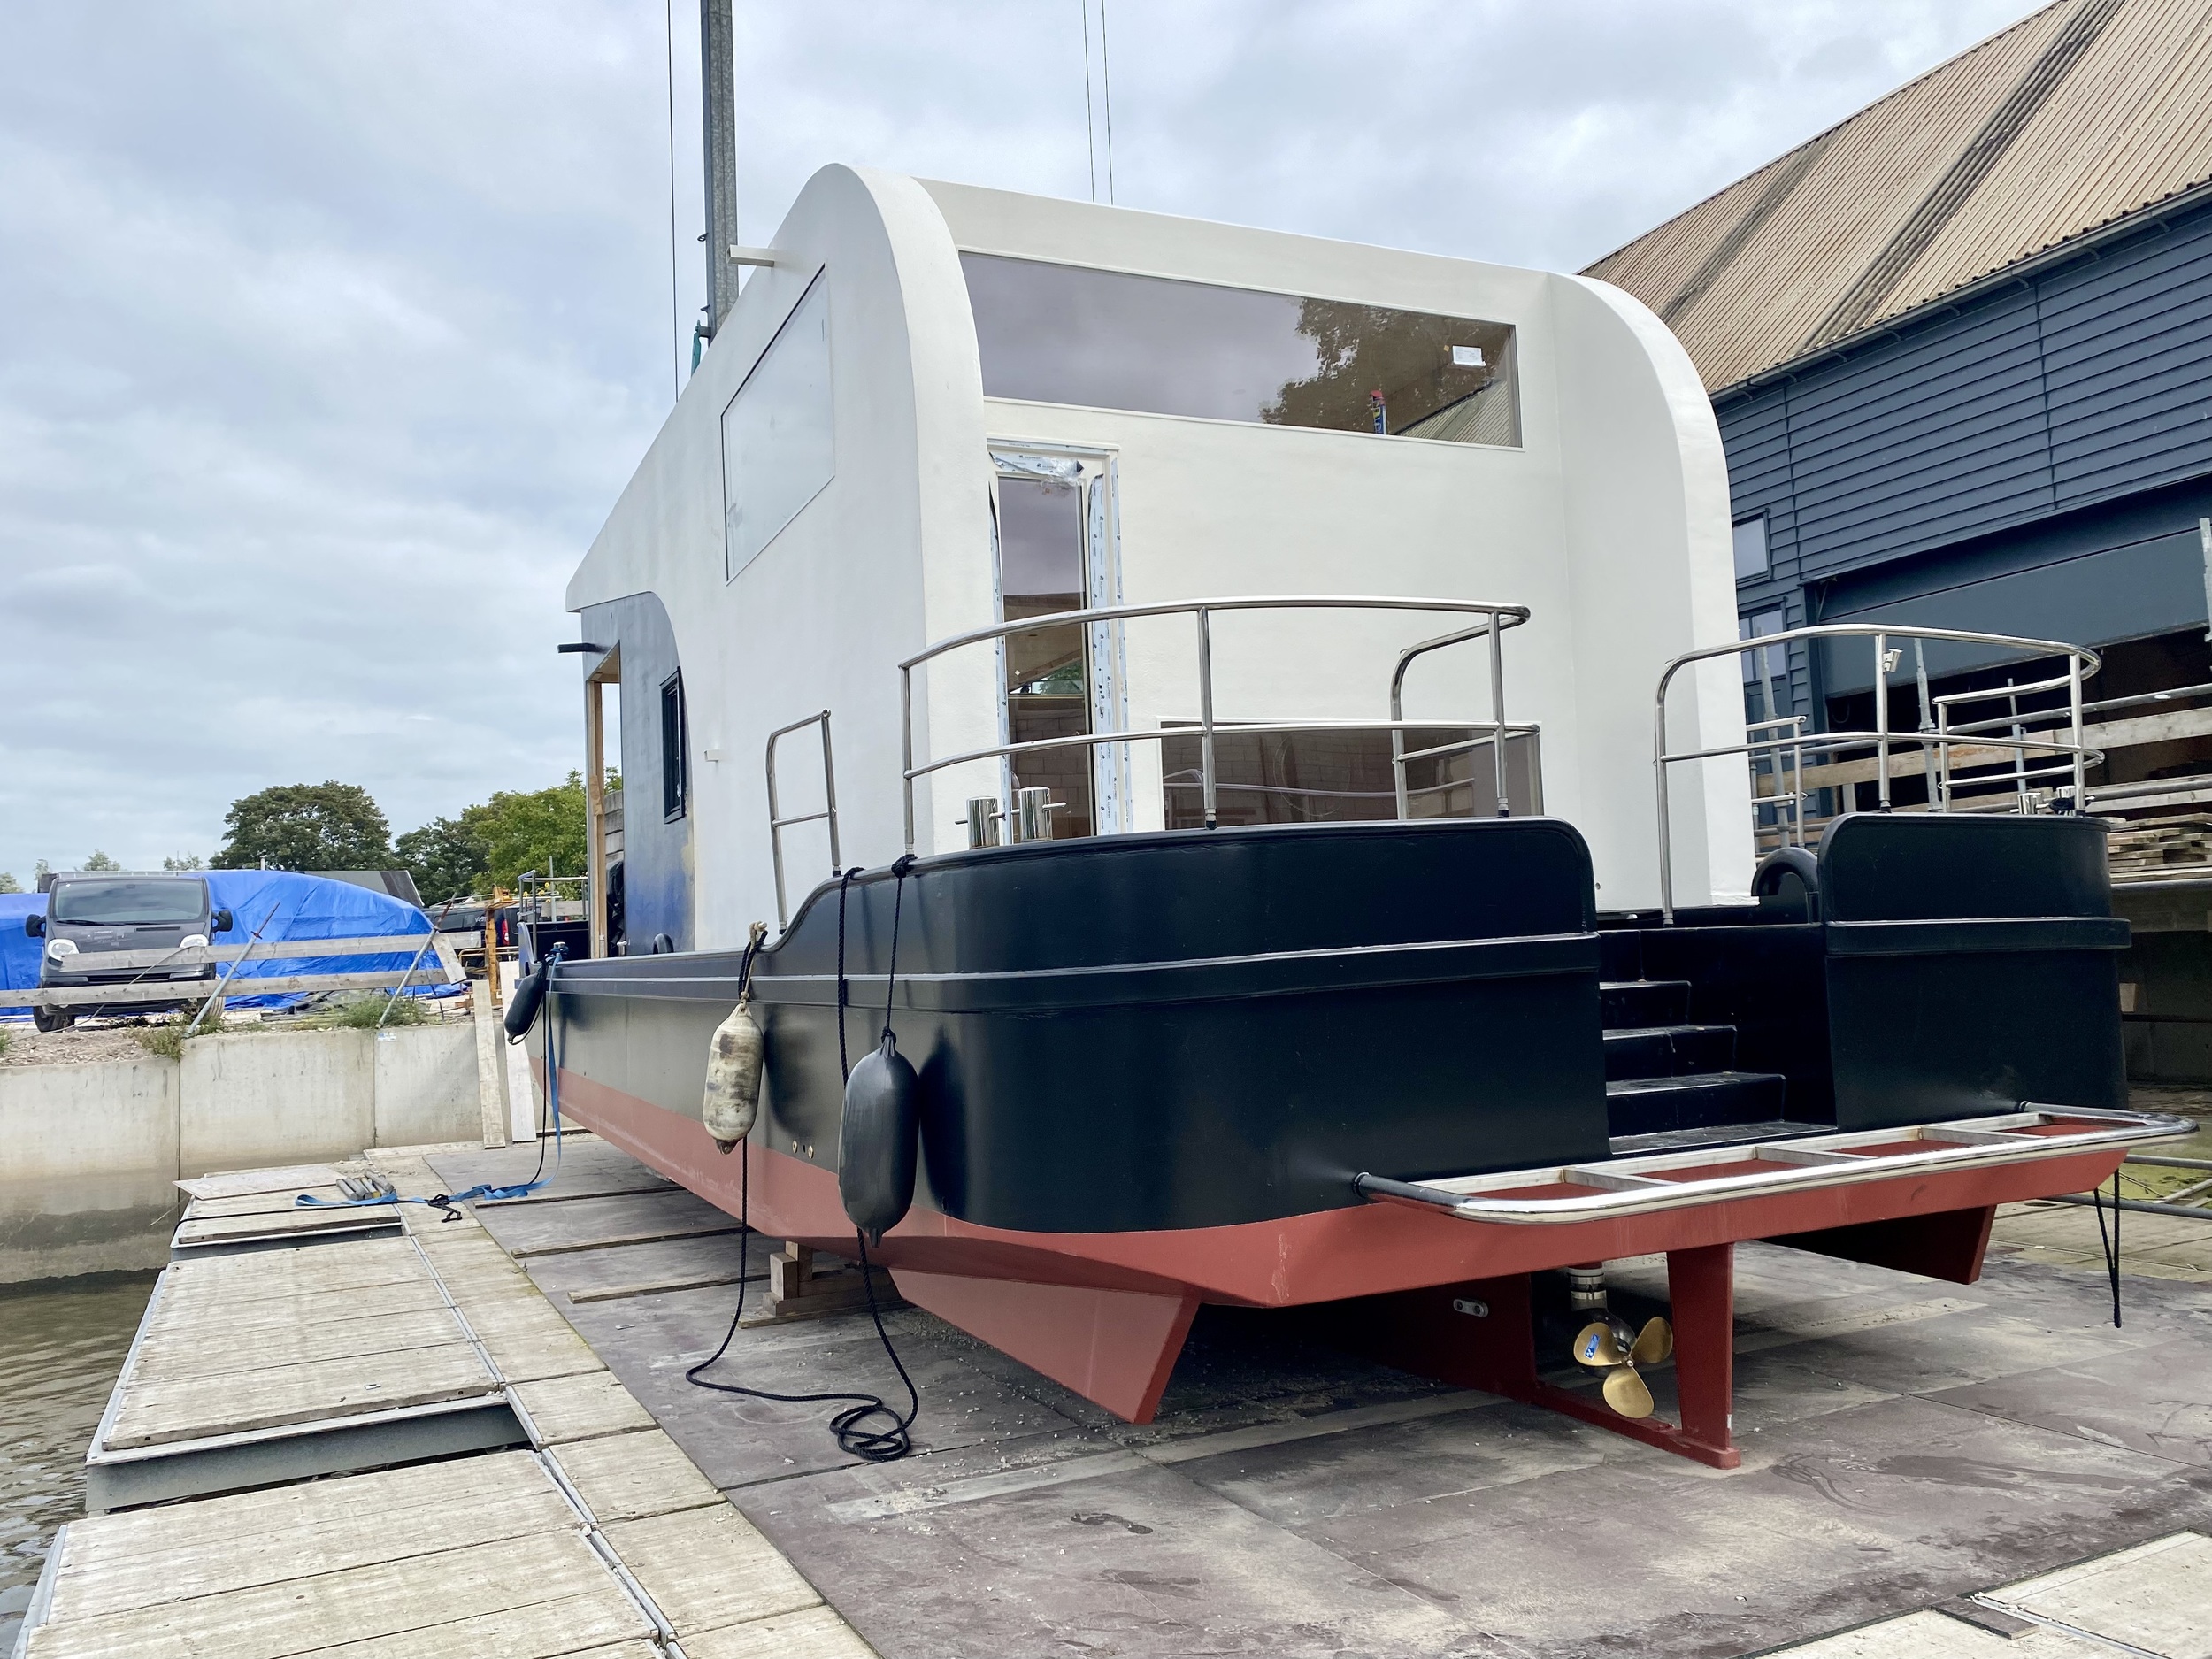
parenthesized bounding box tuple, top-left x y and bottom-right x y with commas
(0, 0, 2039, 882)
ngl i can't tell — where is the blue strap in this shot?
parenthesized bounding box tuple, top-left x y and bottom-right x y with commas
(296, 977, 565, 1217)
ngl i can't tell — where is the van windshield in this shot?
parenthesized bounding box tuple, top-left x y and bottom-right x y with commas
(50, 879, 207, 926)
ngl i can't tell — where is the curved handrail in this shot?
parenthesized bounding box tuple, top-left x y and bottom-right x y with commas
(1653, 623, 2102, 919)
(901, 595, 1535, 851)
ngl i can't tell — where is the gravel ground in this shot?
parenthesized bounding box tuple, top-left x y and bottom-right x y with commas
(0, 1023, 169, 1067)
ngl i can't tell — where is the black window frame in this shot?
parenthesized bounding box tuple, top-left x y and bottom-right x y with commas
(659, 670, 688, 821)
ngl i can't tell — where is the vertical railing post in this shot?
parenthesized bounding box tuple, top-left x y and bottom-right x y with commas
(818, 713, 842, 867)
(1196, 608, 1217, 830)
(1390, 675, 1409, 821)
(1655, 676, 1674, 924)
(767, 726, 789, 929)
(1488, 611, 1509, 816)
(901, 666, 916, 854)
(1936, 702, 1952, 814)
(1873, 633, 1892, 810)
(2069, 652, 2085, 811)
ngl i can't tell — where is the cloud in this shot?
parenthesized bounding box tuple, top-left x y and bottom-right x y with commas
(0, 0, 2036, 879)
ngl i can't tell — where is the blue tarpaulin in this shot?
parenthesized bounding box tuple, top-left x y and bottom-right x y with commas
(1, 872, 457, 1020)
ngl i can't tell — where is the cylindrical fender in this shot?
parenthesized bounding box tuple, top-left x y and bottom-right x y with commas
(702, 997, 764, 1152)
(839, 1031, 918, 1245)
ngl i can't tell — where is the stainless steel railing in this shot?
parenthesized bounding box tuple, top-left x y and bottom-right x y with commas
(899, 595, 1536, 853)
(765, 709, 841, 927)
(1654, 624, 2103, 919)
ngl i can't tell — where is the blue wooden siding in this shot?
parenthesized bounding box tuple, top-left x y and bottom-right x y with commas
(1717, 194, 2212, 719)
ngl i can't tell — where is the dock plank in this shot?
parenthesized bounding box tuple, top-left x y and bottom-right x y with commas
(140, 1276, 453, 1331)
(27, 1533, 642, 1659)
(175, 1164, 343, 1201)
(679, 1607, 878, 1659)
(290, 1588, 653, 1659)
(183, 1187, 348, 1218)
(104, 1342, 496, 1449)
(159, 1240, 434, 1302)
(173, 1206, 397, 1245)
(510, 1371, 655, 1445)
(551, 1429, 726, 1524)
(131, 1305, 472, 1383)
(48, 1455, 570, 1621)
(602, 1505, 822, 1635)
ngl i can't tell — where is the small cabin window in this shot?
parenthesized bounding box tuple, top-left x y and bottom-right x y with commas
(1732, 514, 1770, 580)
(660, 671, 688, 820)
(961, 253, 1519, 447)
(722, 273, 834, 580)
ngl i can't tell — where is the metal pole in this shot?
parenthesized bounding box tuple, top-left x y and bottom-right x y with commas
(1655, 687, 1674, 923)
(1488, 612, 1509, 816)
(2008, 679, 2028, 813)
(818, 712, 841, 867)
(900, 667, 916, 854)
(1874, 632, 1892, 810)
(1196, 607, 1217, 830)
(2069, 652, 2085, 810)
(1937, 702, 1952, 813)
(697, 0, 740, 337)
(767, 722, 789, 926)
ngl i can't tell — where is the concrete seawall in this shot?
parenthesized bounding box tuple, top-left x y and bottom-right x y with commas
(0, 1021, 483, 1284)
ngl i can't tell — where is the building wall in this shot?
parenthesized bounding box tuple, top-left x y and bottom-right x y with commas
(1720, 195, 2212, 717)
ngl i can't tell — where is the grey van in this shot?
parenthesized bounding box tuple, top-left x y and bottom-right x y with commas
(26, 873, 234, 1032)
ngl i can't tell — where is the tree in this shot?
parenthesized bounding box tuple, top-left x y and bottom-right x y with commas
(163, 855, 204, 872)
(465, 773, 589, 893)
(82, 850, 120, 871)
(0, 872, 19, 894)
(396, 816, 488, 908)
(212, 782, 392, 872)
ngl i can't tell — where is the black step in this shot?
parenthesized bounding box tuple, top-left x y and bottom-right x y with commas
(1600, 979, 1691, 1027)
(1605, 1071, 1789, 1139)
(1603, 1023, 1737, 1081)
(1598, 929, 1645, 984)
(1609, 1118, 1819, 1157)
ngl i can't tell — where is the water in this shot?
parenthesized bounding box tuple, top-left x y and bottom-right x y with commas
(0, 1276, 154, 1652)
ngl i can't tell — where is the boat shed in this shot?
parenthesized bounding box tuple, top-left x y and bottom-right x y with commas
(1586, 0, 2212, 1079)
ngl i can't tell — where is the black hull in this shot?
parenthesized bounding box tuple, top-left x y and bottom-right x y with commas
(555, 818, 1609, 1233)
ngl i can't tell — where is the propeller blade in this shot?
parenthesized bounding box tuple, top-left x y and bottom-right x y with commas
(1630, 1317, 1674, 1367)
(1602, 1364, 1656, 1420)
(1573, 1321, 1624, 1369)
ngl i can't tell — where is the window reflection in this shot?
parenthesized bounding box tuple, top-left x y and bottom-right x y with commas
(999, 475, 1094, 838)
(962, 254, 1519, 447)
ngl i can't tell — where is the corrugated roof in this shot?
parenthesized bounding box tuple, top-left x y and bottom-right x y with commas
(1586, 0, 2212, 391)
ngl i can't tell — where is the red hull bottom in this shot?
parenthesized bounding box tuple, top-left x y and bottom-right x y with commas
(549, 1068, 2118, 1457)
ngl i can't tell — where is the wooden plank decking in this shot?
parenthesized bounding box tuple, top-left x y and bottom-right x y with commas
(27, 1143, 873, 1659)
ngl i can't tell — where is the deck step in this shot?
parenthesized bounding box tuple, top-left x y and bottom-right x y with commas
(1608, 1118, 1821, 1157)
(1602, 1024, 1738, 1081)
(1597, 930, 1645, 984)
(1606, 1070, 1789, 1138)
(1600, 979, 1692, 1027)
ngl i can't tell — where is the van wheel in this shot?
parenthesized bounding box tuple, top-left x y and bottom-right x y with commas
(33, 1006, 72, 1033)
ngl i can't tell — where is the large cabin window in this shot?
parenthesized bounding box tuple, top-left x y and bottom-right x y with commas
(660, 671, 688, 820)
(961, 253, 1519, 447)
(721, 273, 834, 580)
(998, 472, 1096, 837)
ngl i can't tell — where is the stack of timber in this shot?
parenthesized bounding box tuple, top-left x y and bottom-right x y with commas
(2105, 815, 2212, 882)
(19, 1144, 873, 1659)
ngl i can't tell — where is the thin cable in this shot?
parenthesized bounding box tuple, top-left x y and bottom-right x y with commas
(2091, 1171, 2123, 1328)
(1079, 0, 1096, 202)
(664, 0, 681, 400)
(1099, 0, 1116, 204)
(687, 868, 918, 1461)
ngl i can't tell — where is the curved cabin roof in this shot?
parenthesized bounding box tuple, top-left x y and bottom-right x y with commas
(1585, 0, 2212, 392)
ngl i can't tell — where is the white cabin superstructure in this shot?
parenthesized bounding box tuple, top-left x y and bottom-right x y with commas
(568, 165, 1752, 954)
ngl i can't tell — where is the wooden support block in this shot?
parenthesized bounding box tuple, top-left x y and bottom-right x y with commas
(741, 1242, 901, 1326)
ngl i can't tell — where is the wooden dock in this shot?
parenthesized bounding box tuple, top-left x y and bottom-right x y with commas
(19, 1140, 873, 1659)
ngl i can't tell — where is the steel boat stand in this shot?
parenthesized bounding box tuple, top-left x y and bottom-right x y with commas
(1316, 1244, 1746, 1468)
